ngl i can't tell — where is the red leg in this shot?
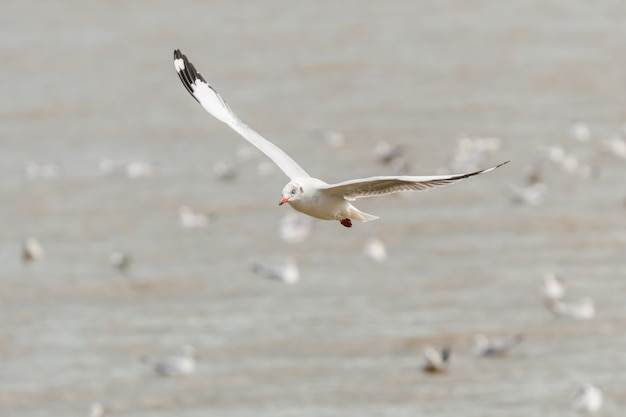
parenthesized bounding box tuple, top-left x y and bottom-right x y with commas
(340, 218, 352, 228)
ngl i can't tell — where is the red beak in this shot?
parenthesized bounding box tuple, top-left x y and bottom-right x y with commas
(279, 197, 289, 206)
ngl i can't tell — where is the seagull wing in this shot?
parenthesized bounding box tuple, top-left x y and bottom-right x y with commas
(173, 50, 310, 180)
(321, 161, 509, 201)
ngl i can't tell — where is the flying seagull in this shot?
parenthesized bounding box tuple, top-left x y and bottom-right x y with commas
(173, 50, 509, 227)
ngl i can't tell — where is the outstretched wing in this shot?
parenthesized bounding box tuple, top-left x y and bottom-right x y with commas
(322, 161, 509, 201)
(173, 50, 310, 180)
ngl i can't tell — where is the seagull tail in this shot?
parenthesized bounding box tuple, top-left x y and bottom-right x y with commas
(351, 206, 379, 223)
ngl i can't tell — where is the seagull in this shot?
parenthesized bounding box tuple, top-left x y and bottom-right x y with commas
(212, 160, 239, 181)
(125, 161, 154, 178)
(88, 402, 105, 417)
(507, 182, 548, 206)
(173, 50, 509, 227)
(311, 129, 346, 148)
(109, 251, 132, 275)
(26, 161, 60, 179)
(141, 345, 196, 377)
(547, 297, 595, 320)
(541, 271, 565, 300)
(602, 135, 626, 159)
(363, 236, 387, 263)
(178, 205, 212, 229)
(472, 334, 523, 357)
(279, 212, 314, 243)
(421, 346, 451, 373)
(570, 120, 591, 142)
(572, 384, 603, 414)
(252, 257, 300, 284)
(22, 238, 45, 262)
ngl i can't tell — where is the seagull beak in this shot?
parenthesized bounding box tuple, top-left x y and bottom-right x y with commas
(279, 197, 289, 206)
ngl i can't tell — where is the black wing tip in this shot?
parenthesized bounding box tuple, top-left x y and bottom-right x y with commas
(478, 160, 510, 174)
(173, 49, 205, 103)
(452, 160, 510, 181)
(173, 49, 207, 84)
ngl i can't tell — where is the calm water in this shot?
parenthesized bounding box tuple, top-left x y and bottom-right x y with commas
(1, 1, 625, 416)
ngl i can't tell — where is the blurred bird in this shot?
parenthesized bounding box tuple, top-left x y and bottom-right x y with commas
(178, 205, 212, 229)
(22, 238, 45, 263)
(570, 120, 591, 142)
(421, 346, 451, 373)
(374, 141, 410, 175)
(109, 251, 132, 275)
(601, 136, 626, 159)
(125, 161, 154, 178)
(142, 345, 196, 377)
(26, 161, 60, 179)
(521, 163, 545, 186)
(311, 129, 346, 148)
(541, 272, 565, 300)
(539, 145, 592, 177)
(279, 212, 313, 243)
(507, 182, 548, 206)
(572, 384, 603, 414)
(98, 157, 123, 176)
(212, 160, 239, 181)
(449, 135, 502, 172)
(363, 237, 387, 263)
(252, 257, 300, 284)
(472, 334, 523, 357)
(547, 297, 595, 320)
(88, 402, 105, 417)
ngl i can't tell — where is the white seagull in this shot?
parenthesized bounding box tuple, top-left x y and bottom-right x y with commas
(22, 238, 45, 262)
(541, 271, 565, 300)
(174, 50, 509, 227)
(547, 297, 595, 320)
(421, 345, 451, 373)
(572, 384, 603, 414)
(141, 345, 196, 377)
(472, 333, 524, 357)
(252, 257, 300, 284)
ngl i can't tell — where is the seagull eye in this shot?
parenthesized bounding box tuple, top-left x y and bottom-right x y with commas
(291, 188, 297, 195)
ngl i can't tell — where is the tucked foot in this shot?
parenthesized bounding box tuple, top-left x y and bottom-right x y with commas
(340, 218, 352, 228)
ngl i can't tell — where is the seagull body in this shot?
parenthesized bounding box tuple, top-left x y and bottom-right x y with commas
(125, 161, 154, 178)
(507, 182, 548, 206)
(109, 251, 132, 275)
(252, 257, 300, 284)
(363, 236, 387, 263)
(279, 212, 314, 243)
(26, 161, 60, 179)
(541, 272, 565, 300)
(22, 238, 45, 262)
(421, 346, 451, 373)
(548, 297, 595, 320)
(472, 334, 523, 357)
(572, 384, 603, 414)
(602, 136, 626, 159)
(570, 121, 591, 142)
(174, 50, 509, 227)
(179, 205, 211, 229)
(142, 345, 196, 377)
(89, 402, 105, 417)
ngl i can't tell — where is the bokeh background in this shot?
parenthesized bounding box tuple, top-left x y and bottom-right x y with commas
(2, 1, 625, 416)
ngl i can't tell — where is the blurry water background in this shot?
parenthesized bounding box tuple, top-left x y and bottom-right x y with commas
(1, 1, 625, 416)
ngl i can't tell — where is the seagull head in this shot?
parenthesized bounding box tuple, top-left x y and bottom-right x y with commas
(279, 181, 304, 206)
